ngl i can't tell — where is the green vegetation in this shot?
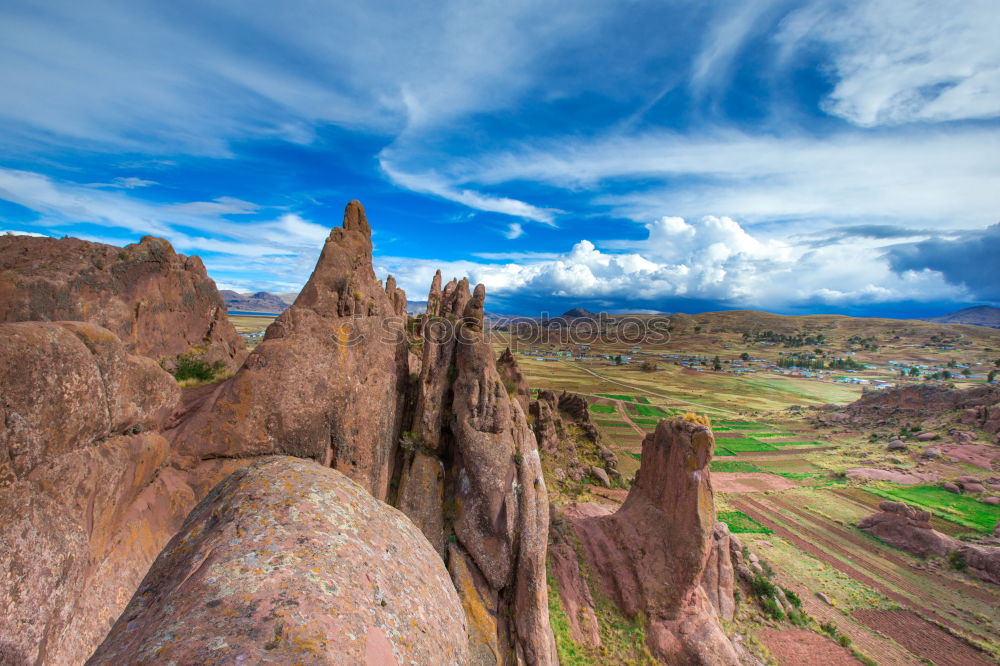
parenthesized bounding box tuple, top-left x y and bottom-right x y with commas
(594, 420, 632, 428)
(868, 484, 1000, 533)
(634, 404, 671, 418)
(597, 394, 634, 402)
(711, 460, 765, 474)
(172, 356, 224, 385)
(718, 510, 773, 534)
(631, 417, 662, 426)
(588, 404, 616, 414)
(714, 437, 777, 453)
(636, 397, 650, 404)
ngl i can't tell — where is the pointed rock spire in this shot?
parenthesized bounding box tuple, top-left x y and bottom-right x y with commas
(426, 270, 443, 316)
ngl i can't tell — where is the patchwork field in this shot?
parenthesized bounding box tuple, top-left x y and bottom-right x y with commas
(498, 318, 1000, 665)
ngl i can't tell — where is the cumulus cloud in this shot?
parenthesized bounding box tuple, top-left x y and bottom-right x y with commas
(777, 0, 1000, 126)
(378, 213, 971, 312)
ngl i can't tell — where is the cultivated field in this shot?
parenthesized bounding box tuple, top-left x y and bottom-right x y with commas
(499, 311, 1000, 665)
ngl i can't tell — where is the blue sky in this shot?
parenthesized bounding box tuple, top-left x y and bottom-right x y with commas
(1, 0, 999, 316)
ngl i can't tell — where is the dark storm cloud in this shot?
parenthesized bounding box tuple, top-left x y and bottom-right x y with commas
(885, 223, 1000, 300)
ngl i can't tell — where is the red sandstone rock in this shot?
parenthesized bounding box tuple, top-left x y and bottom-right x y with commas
(958, 544, 1000, 585)
(0, 321, 178, 484)
(858, 501, 959, 558)
(87, 457, 468, 665)
(569, 418, 739, 664)
(169, 201, 410, 501)
(497, 346, 531, 414)
(0, 234, 246, 371)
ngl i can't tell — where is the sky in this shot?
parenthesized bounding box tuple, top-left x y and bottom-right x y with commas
(1, 0, 999, 316)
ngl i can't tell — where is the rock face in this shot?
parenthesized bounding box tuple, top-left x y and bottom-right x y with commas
(0, 321, 178, 485)
(529, 389, 617, 484)
(0, 321, 195, 666)
(398, 280, 556, 665)
(87, 457, 468, 666)
(957, 544, 1000, 585)
(0, 234, 246, 371)
(568, 418, 739, 664)
(169, 201, 410, 501)
(858, 501, 958, 558)
(2, 201, 557, 665)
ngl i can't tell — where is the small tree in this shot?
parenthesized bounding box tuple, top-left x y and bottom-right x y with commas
(713, 355, 722, 371)
(740, 352, 750, 361)
(988, 370, 997, 383)
(961, 368, 972, 377)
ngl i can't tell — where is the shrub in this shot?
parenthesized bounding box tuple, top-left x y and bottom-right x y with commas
(948, 550, 967, 571)
(761, 596, 783, 620)
(781, 587, 802, 608)
(173, 357, 218, 382)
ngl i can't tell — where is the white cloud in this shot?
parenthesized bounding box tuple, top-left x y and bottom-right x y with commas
(504, 222, 524, 239)
(0, 167, 330, 291)
(777, 0, 1000, 126)
(1, 229, 50, 237)
(379, 159, 558, 224)
(436, 127, 1000, 230)
(377, 213, 969, 311)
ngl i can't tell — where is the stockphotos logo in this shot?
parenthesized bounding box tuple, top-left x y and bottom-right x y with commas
(331, 313, 673, 350)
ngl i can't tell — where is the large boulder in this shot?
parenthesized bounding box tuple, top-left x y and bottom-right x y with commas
(858, 501, 959, 558)
(0, 321, 178, 485)
(169, 201, 410, 501)
(0, 234, 245, 371)
(0, 321, 251, 666)
(958, 544, 1000, 585)
(568, 418, 739, 664)
(87, 457, 468, 665)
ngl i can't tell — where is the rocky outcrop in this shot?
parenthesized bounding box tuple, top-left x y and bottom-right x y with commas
(858, 501, 958, 558)
(0, 234, 246, 372)
(567, 418, 739, 664)
(169, 201, 410, 501)
(397, 280, 556, 665)
(529, 389, 616, 485)
(957, 544, 1000, 585)
(0, 321, 178, 485)
(1, 321, 198, 666)
(497, 347, 531, 414)
(87, 457, 468, 665)
(3, 201, 557, 665)
(858, 501, 1000, 586)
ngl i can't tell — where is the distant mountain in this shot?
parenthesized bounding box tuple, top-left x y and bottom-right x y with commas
(930, 305, 1000, 329)
(561, 307, 595, 318)
(222, 290, 290, 314)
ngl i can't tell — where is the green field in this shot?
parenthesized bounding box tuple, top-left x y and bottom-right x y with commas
(634, 404, 671, 418)
(711, 460, 765, 473)
(714, 437, 778, 453)
(598, 394, 634, 402)
(869, 485, 1000, 534)
(631, 417, 661, 426)
(595, 420, 633, 428)
(753, 432, 799, 439)
(718, 510, 772, 534)
(588, 404, 615, 414)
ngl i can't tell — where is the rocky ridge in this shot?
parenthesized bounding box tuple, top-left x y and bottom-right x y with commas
(0, 234, 246, 372)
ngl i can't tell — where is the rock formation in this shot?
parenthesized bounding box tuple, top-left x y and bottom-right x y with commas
(87, 457, 468, 665)
(0, 234, 246, 372)
(561, 417, 740, 664)
(169, 201, 410, 501)
(858, 501, 958, 558)
(528, 389, 616, 484)
(397, 278, 556, 664)
(858, 501, 1000, 585)
(0, 321, 246, 666)
(1, 201, 557, 665)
